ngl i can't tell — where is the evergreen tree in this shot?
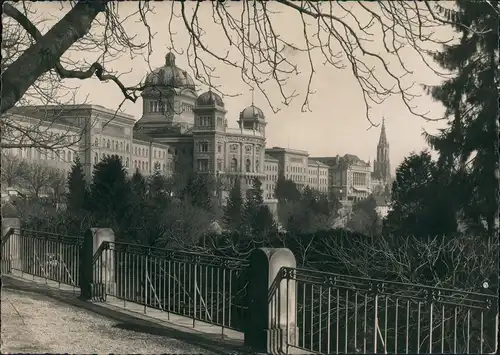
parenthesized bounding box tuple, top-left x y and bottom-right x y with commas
(223, 177, 243, 230)
(131, 169, 146, 196)
(88, 155, 131, 227)
(66, 156, 87, 212)
(181, 174, 213, 213)
(242, 177, 275, 238)
(275, 176, 301, 203)
(383, 151, 458, 238)
(424, 1, 498, 239)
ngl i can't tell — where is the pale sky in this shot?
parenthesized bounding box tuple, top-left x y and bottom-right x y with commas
(13, 2, 456, 172)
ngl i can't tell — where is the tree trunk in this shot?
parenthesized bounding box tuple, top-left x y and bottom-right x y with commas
(1, 1, 107, 114)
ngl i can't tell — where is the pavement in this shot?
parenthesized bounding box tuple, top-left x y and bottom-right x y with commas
(1, 274, 249, 354)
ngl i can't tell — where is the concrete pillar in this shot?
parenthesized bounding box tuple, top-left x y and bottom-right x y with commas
(1, 217, 21, 272)
(245, 248, 298, 354)
(80, 228, 115, 301)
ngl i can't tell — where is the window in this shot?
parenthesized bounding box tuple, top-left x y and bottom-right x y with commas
(230, 158, 238, 172)
(153, 150, 156, 158)
(245, 159, 251, 172)
(94, 153, 98, 164)
(217, 143, 222, 153)
(120, 142, 123, 151)
(162, 163, 166, 171)
(126, 144, 129, 153)
(199, 142, 209, 153)
(197, 159, 209, 172)
(95, 138, 99, 147)
(146, 149, 148, 156)
(107, 139, 110, 148)
(256, 160, 260, 172)
(134, 147, 137, 155)
(145, 162, 148, 171)
(62, 151, 66, 161)
(125, 157, 129, 167)
(217, 159, 223, 171)
(142, 161, 145, 170)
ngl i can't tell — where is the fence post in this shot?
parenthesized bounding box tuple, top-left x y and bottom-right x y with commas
(1, 217, 21, 273)
(244, 248, 298, 355)
(80, 228, 116, 300)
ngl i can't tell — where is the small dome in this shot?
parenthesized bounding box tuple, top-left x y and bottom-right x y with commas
(144, 52, 196, 93)
(240, 105, 265, 120)
(196, 90, 224, 107)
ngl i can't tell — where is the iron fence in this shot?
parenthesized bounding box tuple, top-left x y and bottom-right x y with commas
(93, 241, 249, 332)
(279, 267, 498, 354)
(1, 228, 83, 289)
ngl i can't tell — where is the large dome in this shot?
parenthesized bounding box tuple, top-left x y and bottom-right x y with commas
(196, 90, 224, 107)
(240, 105, 265, 120)
(144, 52, 196, 93)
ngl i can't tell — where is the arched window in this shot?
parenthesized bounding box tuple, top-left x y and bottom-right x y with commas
(120, 142, 123, 151)
(256, 160, 260, 172)
(107, 139, 110, 148)
(245, 159, 251, 172)
(142, 161, 145, 170)
(230, 158, 238, 172)
(126, 144, 129, 153)
(94, 152, 98, 164)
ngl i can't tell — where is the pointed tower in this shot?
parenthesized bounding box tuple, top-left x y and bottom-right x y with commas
(374, 118, 391, 182)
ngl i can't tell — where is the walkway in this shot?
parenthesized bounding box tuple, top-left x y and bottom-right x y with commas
(1, 276, 247, 354)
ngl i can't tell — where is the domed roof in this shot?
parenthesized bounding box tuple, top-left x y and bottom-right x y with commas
(196, 90, 224, 107)
(240, 105, 265, 120)
(144, 52, 196, 92)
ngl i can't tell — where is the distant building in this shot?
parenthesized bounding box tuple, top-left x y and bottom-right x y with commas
(371, 118, 392, 193)
(374, 195, 391, 218)
(264, 147, 331, 196)
(307, 159, 329, 194)
(2, 52, 279, 209)
(312, 154, 372, 203)
(264, 154, 279, 200)
(265, 147, 309, 190)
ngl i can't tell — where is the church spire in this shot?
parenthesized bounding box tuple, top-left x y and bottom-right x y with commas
(378, 117, 388, 146)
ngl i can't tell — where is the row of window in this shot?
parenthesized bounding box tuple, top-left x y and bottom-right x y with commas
(265, 175, 278, 182)
(95, 138, 130, 152)
(196, 116, 225, 128)
(308, 178, 328, 185)
(308, 168, 328, 176)
(352, 172, 368, 186)
(197, 157, 262, 173)
(265, 164, 278, 172)
(287, 166, 305, 173)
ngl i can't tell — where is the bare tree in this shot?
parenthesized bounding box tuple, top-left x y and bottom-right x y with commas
(1, 3, 93, 151)
(1, 152, 28, 187)
(1, 1, 463, 127)
(21, 161, 53, 198)
(48, 167, 67, 203)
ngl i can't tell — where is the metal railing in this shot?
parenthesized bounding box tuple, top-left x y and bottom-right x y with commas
(93, 241, 249, 333)
(278, 267, 498, 354)
(1, 228, 83, 290)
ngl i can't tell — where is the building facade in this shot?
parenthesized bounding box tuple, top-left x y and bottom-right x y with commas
(312, 154, 372, 203)
(307, 159, 329, 193)
(1, 52, 281, 208)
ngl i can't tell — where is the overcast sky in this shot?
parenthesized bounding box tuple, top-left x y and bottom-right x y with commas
(20, 2, 457, 171)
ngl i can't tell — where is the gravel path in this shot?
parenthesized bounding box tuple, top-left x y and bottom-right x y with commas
(1, 287, 214, 354)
